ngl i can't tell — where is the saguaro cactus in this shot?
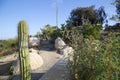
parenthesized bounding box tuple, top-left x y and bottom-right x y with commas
(18, 21, 31, 80)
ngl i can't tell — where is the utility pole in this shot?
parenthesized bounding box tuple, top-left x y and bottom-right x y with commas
(56, 1, 58, 27)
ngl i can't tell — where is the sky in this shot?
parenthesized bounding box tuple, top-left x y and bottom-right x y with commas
(0, 0, 117, 40)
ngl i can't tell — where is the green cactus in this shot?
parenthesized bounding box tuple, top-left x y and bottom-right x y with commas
(18, 21, 31, 80)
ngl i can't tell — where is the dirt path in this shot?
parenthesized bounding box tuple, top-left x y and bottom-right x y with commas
(0, 40, 62, 80)
(0, 54, 17, 75)
(12, 50, 62, 80)
(39, 58, 70, 80)
(0, 54, 17, 80)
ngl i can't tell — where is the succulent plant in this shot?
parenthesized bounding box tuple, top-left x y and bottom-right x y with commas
(18, 20, 31, 80)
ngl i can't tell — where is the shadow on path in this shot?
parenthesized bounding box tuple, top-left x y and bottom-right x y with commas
(39, 40, 55, 51)
(12, 73, 44, 80)
(0, 61, 13, 75)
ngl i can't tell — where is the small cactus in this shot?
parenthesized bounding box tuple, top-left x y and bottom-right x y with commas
(18, 20, 31, 80)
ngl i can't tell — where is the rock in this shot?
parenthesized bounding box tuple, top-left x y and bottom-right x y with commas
(55, 37, 66, 50)
(12, 59, 20, 75)
(59, 46, 74, 61)
(29, 37, 40, 47)
(29, 48, 38, 53)
(12, 49, 43, 75)
(29, 51, 43, 70)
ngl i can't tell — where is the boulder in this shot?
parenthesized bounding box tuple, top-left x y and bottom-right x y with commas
(29, 50, 43, 70)
(12, 58, 20, 75)
(59, 46, 74, 61)
(55, 37, 66, 50)
(12, 49, 43, 75)
(29, 37, 40, 47)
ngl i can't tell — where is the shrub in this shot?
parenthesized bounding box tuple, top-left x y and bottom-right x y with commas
(0, 39, 18, 57)
(67, 33, 120, 80)
(82, 24, 101, 39)
(40, 24, 60, 43)
(9, 66, 13, 75)
(60, 24, 101, 46)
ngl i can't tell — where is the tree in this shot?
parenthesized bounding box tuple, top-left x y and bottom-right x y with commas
(107, 0, 120, 32)
(111, 0, 120, 21)
(115, 0, 120, 20)
(41, 24, 60, 42)
(96, 6, 107, 24)
(66, 6, 107, 27)
(105, 23, 120, 32)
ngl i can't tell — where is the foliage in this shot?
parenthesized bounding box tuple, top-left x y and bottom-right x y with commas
(9, 66, 14, 75)
(59, 6, 104, 42)
(40, 24, 60, 42)
(114, 0, 120, 20)
(111, 0, 120, 22)
(60, 25, 82, 46)
(60, 24, 101, 45)
(105, 23, 120, 32)
(66, 6, 107, 27)
(82, 24, 101, 39)
(0, 39, 18, 57)
(67, 32, 120, 80)
(40, 6, 106, 42)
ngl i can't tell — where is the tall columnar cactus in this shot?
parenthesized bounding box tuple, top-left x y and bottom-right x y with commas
(18, 21, 31, 80)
